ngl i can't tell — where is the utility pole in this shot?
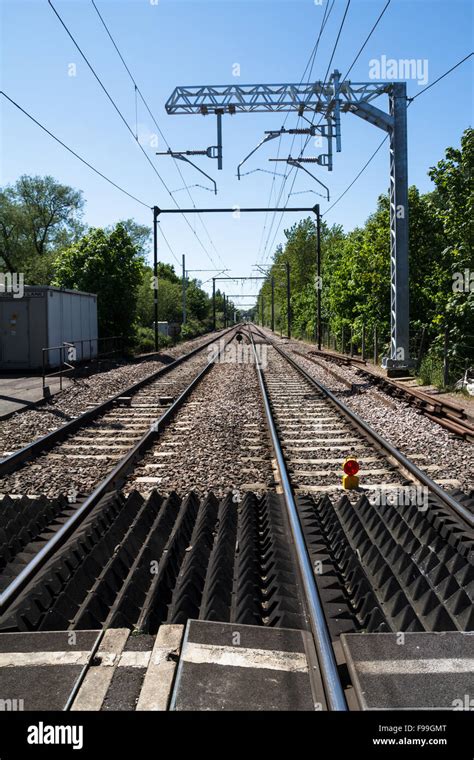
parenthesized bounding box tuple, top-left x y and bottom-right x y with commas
(315, 204, 322, 350)
(271, 276, 275, 332)
(223, 293, 227, 327)
(443, 328, 449, 387)
(153, 206, 159, 351)
(286, 261, 291, 339)
(261, 296, 264, 327)
(388, 83, 410, 369)
(212, 278, 216, 330)
(182, 254, 187, 325)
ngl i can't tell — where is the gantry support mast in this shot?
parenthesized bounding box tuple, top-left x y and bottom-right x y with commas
(165, 71, 412, 368)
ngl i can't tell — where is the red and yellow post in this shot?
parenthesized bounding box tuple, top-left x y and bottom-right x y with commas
(342, 457, 360, 490)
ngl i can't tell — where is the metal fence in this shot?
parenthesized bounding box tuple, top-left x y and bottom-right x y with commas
(291, 322, 474, 387)
(42, 336, 123, 393)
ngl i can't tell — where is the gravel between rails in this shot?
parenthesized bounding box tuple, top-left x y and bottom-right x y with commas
(0, 343, 236, 499)
(262, 330, 474, 494)
(0, 329, 229, 457)
(125, 359, 273, 500)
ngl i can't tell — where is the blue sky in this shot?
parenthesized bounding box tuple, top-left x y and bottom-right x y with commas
(1, 0, 473, 305)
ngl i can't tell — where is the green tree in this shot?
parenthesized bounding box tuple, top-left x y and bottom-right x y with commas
(108, 218, 151, 258)
(0, 175, 85, 283)
(427, 128, 474, 375)
(186, 280, 211, 322)
(428, 128, 473, 257)
(135, 263, 214, 332)
(136, 265, 182, 326)
(53, 223, 142, 340)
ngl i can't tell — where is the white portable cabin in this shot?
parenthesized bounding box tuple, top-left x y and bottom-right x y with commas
(0, 286, 98, 370)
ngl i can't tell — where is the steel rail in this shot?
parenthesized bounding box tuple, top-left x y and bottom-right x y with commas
(248, 328, 347, 711)
(0, 328, 239, 615)
(252, 325, 474, 529)
(63, 629, 105, 711)
(0, 326, 236, 478)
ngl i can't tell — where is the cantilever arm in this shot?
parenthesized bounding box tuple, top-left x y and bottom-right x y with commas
(173, 154, 217, 195)
(237, 131, 282, 180)
(288, 160, 330, 201)
(156, 149, 217, 194)
(269, 158, 330, 201)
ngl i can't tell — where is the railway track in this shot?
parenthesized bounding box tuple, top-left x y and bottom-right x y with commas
(247, 324, 473, 708)
(0, 327, 239, 602)
(249, 325, 473, 521)
(0, 325, 238, 496)
(297, 343, 474, 442)
(0, 323, 472, 712)
(123, 346, 272, 497)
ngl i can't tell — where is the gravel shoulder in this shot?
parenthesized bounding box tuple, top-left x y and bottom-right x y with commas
(0, 335, 273, 501)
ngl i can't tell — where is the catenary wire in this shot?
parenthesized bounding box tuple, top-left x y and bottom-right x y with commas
(0, 91, 151, 209)
(90, 0, 225, 268)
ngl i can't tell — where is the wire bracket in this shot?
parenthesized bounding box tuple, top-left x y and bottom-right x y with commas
(156, 149, 218, 194)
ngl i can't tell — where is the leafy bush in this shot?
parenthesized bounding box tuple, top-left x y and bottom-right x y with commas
(133, 326, 172, 353)
(418, 353, 444, 388)
(180, 319, 204, 341)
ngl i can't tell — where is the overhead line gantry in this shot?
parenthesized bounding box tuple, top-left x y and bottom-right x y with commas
(165, 70, 412, 370)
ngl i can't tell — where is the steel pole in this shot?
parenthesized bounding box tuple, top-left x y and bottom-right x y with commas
(212, 278, 216, 330)
(153, 206, 159, 351)
(315, 204, 321, 350)
(182, 254, 187, 326)
(387, 83, 410, 365)
(286, 261, 291, 339)
(443, 328, 449, 387)
(216, 109, 223, 170)
(271, 276, 275, 332)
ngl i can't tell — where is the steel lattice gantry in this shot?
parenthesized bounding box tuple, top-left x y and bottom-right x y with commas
(165, 72, 412, 368)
